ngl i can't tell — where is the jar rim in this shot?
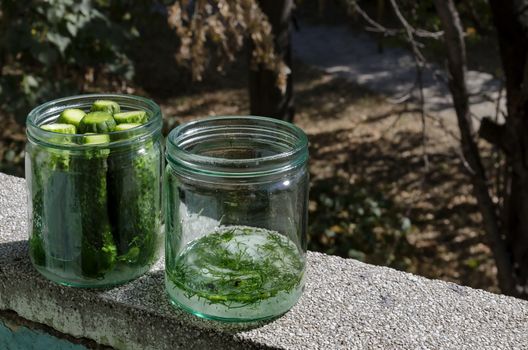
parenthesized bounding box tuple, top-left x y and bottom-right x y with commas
(26, 93, 162, 149)
(166, 116, 308, 178)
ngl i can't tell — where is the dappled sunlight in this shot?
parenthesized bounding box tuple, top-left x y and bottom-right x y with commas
(0, 57, 499, 292)
(0, 0, 511, 297)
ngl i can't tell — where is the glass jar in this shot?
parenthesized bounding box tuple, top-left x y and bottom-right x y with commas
(25, 94, 163, 288)
(164, 116, 309, 322)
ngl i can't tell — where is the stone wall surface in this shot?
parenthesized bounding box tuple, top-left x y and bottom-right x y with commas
(0, 311, 90, 350)
(1, 172, 528, 349)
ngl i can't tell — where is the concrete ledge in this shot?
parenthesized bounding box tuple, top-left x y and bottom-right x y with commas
(1, 172, 528, 349)
(0, 310, 109, 350)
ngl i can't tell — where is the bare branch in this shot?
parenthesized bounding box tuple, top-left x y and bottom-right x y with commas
(389, 0, 425, 63)
(433, 0, 517, 295)
(387, 0, 429, 170)
(494, 81, 504, 123)
(347, 0, 434, 171)
(348, 0, 400, 36)
(346, 0, 443, 39)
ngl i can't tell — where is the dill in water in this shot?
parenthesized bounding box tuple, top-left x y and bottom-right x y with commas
(166, 225, 305, 321)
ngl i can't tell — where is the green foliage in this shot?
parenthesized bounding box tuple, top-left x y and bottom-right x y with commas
(309, 179, 413, 270)
(0, 0, 136, 123)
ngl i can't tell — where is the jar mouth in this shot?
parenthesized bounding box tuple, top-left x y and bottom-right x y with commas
(166, 116, 308, 177)
(26, 94, 162, 149)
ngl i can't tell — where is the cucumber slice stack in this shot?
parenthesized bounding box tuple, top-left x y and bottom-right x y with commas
(91, 100, 121, 114)
(115, 123, 142, 131)
(114, 111, 147, 124)
(41, 123, 77, 134)
(78, 112, 117, 133)
(58, 109, 86, 127)
(38, 99, 150, 144)
(83, 133, 111, 145)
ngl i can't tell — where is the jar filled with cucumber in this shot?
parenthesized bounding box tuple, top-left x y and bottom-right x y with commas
(25, 94, 163, 288)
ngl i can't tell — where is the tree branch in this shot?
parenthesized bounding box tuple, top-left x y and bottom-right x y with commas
(346, 0, 443, 39)
(388, 0, 429, 170)
(433, 0, 517, 295)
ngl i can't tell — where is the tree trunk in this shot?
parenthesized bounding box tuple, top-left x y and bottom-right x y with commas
(488, 0, 528, 297)
(0, 4, 7, 76)
(376, 0, 385, 53)
(249, 0, 294, 122)
(433, 0, 518, 295)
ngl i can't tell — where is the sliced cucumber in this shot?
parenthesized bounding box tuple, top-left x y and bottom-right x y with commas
(57, 108, 86, 127)
(83, 133, 110, 145)
(115, 123, 141, 131)
(41, 123, 77, 134)
(113, 111, 147, 124)
(78, 112, 117, 133)
(90, 100, 120, 114)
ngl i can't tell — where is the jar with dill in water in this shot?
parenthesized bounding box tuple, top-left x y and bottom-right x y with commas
(164, 116, 309, 322)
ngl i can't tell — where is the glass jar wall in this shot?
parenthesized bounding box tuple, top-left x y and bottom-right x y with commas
(164, 116, 309, 322)
(25, 94, 163, 288)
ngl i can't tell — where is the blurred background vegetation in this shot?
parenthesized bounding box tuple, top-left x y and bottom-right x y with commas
(0, 0, 517, 295)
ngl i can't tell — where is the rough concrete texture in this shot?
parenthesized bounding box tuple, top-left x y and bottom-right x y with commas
(293, 24, 505, 125)
(1, 172, 528, 349)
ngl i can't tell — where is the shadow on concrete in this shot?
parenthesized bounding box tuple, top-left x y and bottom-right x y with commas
(0, 240, 28, 265)
(111, 268, 280, 335)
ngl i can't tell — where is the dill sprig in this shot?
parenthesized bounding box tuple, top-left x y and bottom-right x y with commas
(167, 226, 305, 308)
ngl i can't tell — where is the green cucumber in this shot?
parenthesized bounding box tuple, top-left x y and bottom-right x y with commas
(111, 123, 142, 142)
(113, 111, 147, 124)
(78, 112, 116, 133)
(72, 146, 116, 278)
(57, 109, 86, 127)
(90, 100, 120, 114)
(31, 132, 78, 270)
(40, 123, 75, 148)
(41, 123, 77, 134)
(107, 140, 160, 266)
(83, 133, 110, 145)
(115, 123, 141, 131)
(33, 118, 117, 279)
